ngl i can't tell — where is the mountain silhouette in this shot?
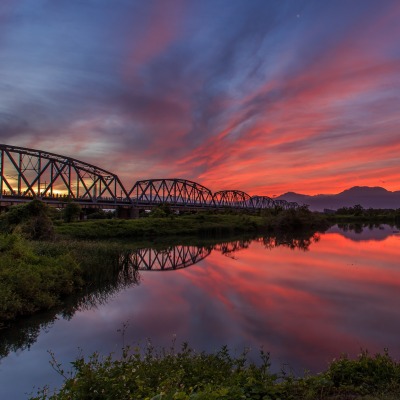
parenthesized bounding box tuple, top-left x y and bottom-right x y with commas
(276, 186, 400, 211)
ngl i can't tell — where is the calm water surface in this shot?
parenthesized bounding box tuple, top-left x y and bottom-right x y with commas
(1, 225, 400, 398)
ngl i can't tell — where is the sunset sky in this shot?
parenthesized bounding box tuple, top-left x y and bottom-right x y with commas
(0, 0, 399, 196)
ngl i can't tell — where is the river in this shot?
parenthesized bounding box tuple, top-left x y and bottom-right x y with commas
(1, 224, 400, 398)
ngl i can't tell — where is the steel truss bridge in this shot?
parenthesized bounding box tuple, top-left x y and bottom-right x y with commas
(0, 144, 299, 213)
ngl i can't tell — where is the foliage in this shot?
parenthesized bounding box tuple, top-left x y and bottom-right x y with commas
(63, 201, 82, 222)
(0, 199, 55, 240)
(0, 234, 83, 322)
(333, 206, 400, 228)
(149, 204, 173, 218)
(326, 349, 400, 392)
(31, 345, 400, 400)
(0, 238, 143, 356)
(263, 207, 330, 233)
(55, 214, 268, 239)
(86, 209, 114, 220)
(55, 211, 331, 240)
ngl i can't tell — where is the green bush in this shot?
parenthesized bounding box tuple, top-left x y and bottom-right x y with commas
(0, 234, 83, 321)
(327, 350, 400, 392)
(0, 200, 55, 240)
(31, 346, 400, 400)
(63, 201, 82, 222)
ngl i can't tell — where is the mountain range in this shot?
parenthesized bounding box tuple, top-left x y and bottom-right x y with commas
(276, 186, 400, 212)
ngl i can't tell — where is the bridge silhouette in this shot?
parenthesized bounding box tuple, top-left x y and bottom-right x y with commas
(119, 245, 212, 271)
(117, 235, 315, 272)
(118, 240, 253, 271)
(0, 144, 299, 214)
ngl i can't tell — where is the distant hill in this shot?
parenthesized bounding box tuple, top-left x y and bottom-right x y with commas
(276, 186, 400, 211)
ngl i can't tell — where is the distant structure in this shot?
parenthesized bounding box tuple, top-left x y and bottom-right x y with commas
(0, 144, 299, 215)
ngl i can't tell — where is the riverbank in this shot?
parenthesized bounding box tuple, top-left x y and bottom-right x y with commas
(1, 200, 395, 324)
(2, 200, 394, 325)
(31, 344, 400, 400)
(1, 212, 398, 399)
(0, 235, 83, 324)
(55, 209, 330, 240)
(0, 224, 323, 324)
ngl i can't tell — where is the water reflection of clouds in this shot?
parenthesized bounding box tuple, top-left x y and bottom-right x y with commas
(178, 235, 400, 372)
(2, 229, 400, 398)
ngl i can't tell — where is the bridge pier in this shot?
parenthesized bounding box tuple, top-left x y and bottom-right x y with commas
(117, 206, 140, 219)
(130, 207, 139, 219)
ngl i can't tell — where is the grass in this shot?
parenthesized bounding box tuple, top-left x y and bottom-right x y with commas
(55, 209, 331, 240)
(55, 213, 266, 239)
(0, 235, 146, 325)
(0, 234, 83, 323)
(31, 345, 400, 400)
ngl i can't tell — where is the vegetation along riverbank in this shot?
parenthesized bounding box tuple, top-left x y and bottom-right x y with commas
(0, 199, 398, 324)
(0, 200, 325, 323)
(30, 344, 400, 400)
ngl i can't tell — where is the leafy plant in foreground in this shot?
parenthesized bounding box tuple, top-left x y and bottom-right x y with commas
(31, 345, 400, 400)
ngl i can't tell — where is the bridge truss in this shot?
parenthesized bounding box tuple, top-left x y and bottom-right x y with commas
(0, 144, 130, 204)
(213, 190, 253, 208)
(0, 144, 299, 211)
(251, 195, 275, 209)
(129, 179, 214, 207)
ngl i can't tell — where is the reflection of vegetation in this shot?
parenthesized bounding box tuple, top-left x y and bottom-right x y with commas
(262, 231, 320, 251)
(0, 239, 140, 357)
(117, 232, 319, 272)
(0, 229, 324, 359)
(337, 222, 394, 234)
(213, 239, 252, 258)
(32, 345, 400, 400)
(0, 311, 57, 361)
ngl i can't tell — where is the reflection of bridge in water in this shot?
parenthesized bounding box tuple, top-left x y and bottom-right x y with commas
(120, 235, 320, 271)
(119, 245, 212, 271)
(119, 240, 256, 271)
(0, 144, 299, 213)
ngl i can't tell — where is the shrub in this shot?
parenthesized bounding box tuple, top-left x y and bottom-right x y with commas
(0, 234, 82, 321)
(31, 346, 400, 400)
(63, 202, 82, 222)
(0, 200, 55, 240)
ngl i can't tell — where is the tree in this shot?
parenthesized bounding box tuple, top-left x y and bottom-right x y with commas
(352, 204, 364, 216)
(0, 199, 55, 240)
(63, 202, 82, 222)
